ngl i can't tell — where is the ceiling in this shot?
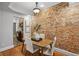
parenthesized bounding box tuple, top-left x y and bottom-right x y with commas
(0, 2, 79, 15)
(8, 2, 60, 15)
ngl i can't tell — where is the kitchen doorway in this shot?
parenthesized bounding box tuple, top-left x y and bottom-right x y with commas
(13, 16, 24, 47)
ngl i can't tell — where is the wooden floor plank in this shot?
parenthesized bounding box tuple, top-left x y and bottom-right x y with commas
(0, 45, 63, 56)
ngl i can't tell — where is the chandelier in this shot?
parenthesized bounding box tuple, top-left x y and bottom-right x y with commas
(33, 2, 40, 15)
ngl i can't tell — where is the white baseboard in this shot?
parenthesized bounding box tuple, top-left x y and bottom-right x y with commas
(0, 45, 14, 52)
(0, 45, 78, 56)
(54, 47, 78, 56)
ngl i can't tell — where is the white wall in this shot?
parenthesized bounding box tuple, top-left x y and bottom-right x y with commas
(0, 9, 2, 43)
(0, 10, 14, 50)
(0, 3, 23, 51)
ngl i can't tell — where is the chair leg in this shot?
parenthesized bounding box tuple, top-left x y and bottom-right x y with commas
(21, 42, 25, 54)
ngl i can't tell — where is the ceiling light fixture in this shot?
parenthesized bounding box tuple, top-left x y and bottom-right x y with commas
(33, 2, 40, 15)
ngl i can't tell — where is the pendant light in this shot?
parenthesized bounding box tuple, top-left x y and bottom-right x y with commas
(33, 2, 40, 15)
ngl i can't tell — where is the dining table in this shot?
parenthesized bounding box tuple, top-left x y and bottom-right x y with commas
(32, 39, 53, 55)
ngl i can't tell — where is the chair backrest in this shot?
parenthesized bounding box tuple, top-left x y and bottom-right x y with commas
(51, 36, 57, 52)
(25, 38, 34, 53)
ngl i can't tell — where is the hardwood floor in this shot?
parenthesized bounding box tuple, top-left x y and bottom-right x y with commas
(0, 45, 24, 56)
(0, 45, 64, 56)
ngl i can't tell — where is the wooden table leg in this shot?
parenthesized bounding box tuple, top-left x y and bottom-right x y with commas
(50, 43, 52, 49)
(41, 48, 43, 56)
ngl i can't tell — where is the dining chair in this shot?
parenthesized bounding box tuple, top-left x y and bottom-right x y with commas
(43, 36, 57, 56)
(24, 38, 40, 56)
(46, 33, 54, 49)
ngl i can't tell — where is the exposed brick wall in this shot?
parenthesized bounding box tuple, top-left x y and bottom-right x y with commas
(31, 2, 79, 54)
